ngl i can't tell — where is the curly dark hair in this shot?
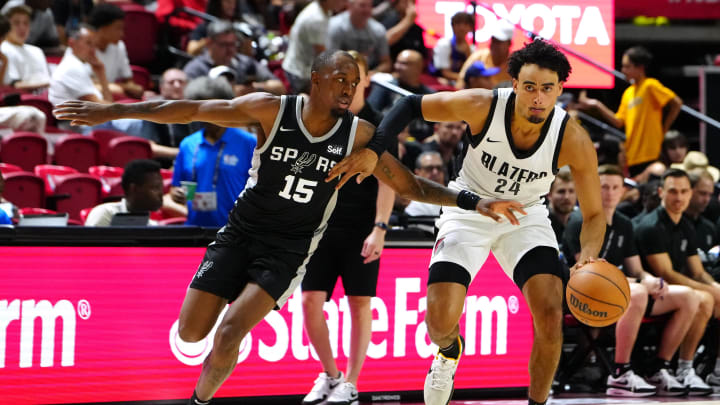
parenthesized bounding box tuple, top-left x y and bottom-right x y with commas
(507, 39, 572, 82)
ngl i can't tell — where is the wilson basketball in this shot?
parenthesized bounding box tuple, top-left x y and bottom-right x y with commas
(566, 261, 630, 327)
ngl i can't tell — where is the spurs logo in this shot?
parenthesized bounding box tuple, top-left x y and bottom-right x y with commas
(196, 261, 214, 279)
(290, 152, 317, 174)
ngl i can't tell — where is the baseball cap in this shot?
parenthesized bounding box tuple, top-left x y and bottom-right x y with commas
(208, 65, 236, 83)
(465, 61, 501, 80)
(492, 20, 515, 41)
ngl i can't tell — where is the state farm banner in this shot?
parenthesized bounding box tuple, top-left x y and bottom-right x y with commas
(417, 0, 615, 88)
(0, 246, 532, 404)
(616, 1, 720, 20)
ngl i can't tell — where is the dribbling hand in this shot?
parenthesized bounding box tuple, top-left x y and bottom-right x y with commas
(569, 257, 605, 276)
(326, 148, 379, 189)
(475, 199, 527, 225)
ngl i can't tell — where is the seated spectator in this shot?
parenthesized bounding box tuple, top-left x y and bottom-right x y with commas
(367, 49, 433, 112)
(563, 164, 700, 397)
(547, 169, 576, 245)
(463, 60, 499, 90)
(455, 20, 514, 89)
(281, 0, 342, 94)
(52, 0, 92, 46)
(85, 159, 164, 226)
(685, 170, 718, 263)
(380, 0, 426, 62)
(186, 0, 242, 56)
(183, 20, 285, 95)
(1, 0, 60, 53)
(89, 4, 143, 100)
(422, 120, 465, 175)
(404, 151, 445, 217)
(1, 5, 51, 91)
(432, 11, 473, 83)
(326, 0, 391, 74)
(635, 168, 718, 393)
(659, 130, 688, 168)
(169, 76, 257, 227)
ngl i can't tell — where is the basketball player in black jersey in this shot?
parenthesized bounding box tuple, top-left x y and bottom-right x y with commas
(330, 40, 606, 405)
(54, 51, 525, 405)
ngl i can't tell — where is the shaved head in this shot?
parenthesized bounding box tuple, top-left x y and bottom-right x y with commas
(311, 50, 357, 75)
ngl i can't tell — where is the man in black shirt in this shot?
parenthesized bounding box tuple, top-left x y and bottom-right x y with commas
(686, 170, 718, 264)
(564, 165, 701, 396)
(636, 168, 720, 393)
(548, 170, 576, 246)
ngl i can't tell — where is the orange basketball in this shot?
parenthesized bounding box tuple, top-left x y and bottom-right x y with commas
(566, 261, 630, 327)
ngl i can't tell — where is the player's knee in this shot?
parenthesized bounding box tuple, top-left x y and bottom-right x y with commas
(214, 323, 248, 355)
(302, 292, 327, 313)
(178, 323, 208, 343)
(628, 283, 649, 314)
(425, 312, 456, 342)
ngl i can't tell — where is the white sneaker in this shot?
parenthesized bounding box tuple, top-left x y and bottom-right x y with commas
(646, 368, 686, 396)
(327, 382, 359, 405)
(424, 336, 464, 405)
(302, 372, 345, 405)
(606, 369, 656, 397)
(677, 368, 713, 396)
(705, 372, 720, 393)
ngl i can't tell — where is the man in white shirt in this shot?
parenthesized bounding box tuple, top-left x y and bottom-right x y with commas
(85, 159, 164, 226)
(1, 5, 50, 91)
(88, 3, 143, 99)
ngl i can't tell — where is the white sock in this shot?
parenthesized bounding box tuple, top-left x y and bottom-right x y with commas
(714, 356, 720, 375)
(677, 359, 693, 375)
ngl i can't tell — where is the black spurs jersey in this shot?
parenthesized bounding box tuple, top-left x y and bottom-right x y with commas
(228, 95, 358, 253)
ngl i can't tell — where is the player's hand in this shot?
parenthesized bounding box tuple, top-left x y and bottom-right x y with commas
(475, 198, 526, 225)
(170, 187, 187, 205)
(569, 257, 605, 276)
(643, 275, 667, 299)
(326, 148, 379, 189)
(53, 100, 114, 126)
(361, 226, 386, 264)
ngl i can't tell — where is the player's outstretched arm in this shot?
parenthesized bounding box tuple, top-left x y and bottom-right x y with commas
(53, 92, 281, 129)
(558, 118, 605, 266)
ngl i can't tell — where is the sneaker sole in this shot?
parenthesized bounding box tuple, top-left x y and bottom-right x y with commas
(656, 390, 687, 396)
(688, 389, 713, 397)
(606, 388, 656, 397)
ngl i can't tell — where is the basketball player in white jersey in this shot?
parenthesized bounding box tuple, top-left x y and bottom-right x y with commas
(331, 39, 606, 405)
(54, 51, 526, 405)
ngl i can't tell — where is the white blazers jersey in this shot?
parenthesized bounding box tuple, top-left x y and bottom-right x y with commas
(452, 87, 569, 207)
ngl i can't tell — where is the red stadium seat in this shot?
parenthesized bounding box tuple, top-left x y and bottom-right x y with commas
(53, 173, 103, 221)
(0, 132, 48, 171)
(158, 216, 187, 225)
(2, 171, 45, 208)
(19, 94, 56, 128)
(89, 165, 125, 198)
(91, 129, 127, 163)
(121, 4, 159, 66)
(19, 207, 57, 216)
(79, 207, 92, 224)
(131, 65, 151, 90)
(0, 162, 22, 174)
(53, 135, 101, 172)
(34, 164, 79, 195)
(160, 168, 173, 193)
(106, 136, 152, 168)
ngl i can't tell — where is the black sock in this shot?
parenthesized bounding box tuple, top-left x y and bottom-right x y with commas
(189, 391, 210, 405)
(613, 362, 632, 377)
(439, 336, 462, 359)
(529, 399, 546, 405)
(648, 357, 671, 375)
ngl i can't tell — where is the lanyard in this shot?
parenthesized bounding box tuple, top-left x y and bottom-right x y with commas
(192, 140, 226, 189)
(600, 228, 615, 259)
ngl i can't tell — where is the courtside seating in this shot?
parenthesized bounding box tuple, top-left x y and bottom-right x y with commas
(34, 164, 78, 195)
(0, 132, 47, 171)
(91, 129, 127, 163)
(106, 136, 152, 167)
(19, 94, 56, 128)
(2, 171, 45, 208)
(0, 162, 22, 174)
(89, 165, 125, 198)
(54, 135, 101, 172)
(53, 173, 103, 221)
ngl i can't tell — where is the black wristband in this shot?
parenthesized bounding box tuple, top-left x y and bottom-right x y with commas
(457, 190, 481, 211)
(374, 221, 389, 231)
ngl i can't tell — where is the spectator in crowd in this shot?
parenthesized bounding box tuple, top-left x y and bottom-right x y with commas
(404, 150, 445, 216)
(281, 0, 343, 94)
(431, 11, 473, 83)
(577, 46, 683, 177)
(422, 120, 465, 176)
(1, 0, 59, 53)
(169, 76, 257, 227)
(547, 169, 576, 244)
(183, 20, 286, 96)
(52, 0, 92, 46)
(85, 159, 165, 226)
(186, 0, 243, 56)
(0, 171, 15, 224)
(380, 0, 426, 62)
(326, 0, 391, 74)
(1, 5, 51, 91)
(685, 170, 718, 258)
(367, 49, 432, 112)
(455, 20, 514, 89)
(563, 164, 700, 397)
(140, 68, 193, 166)
(463, 60, 499, 90)
(627, 179, 662, 226)
(88, 4, 143, 100)
(635, 168, 718, 393)
(300, 49, 394, 405)
(659, 130, 688, 168)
